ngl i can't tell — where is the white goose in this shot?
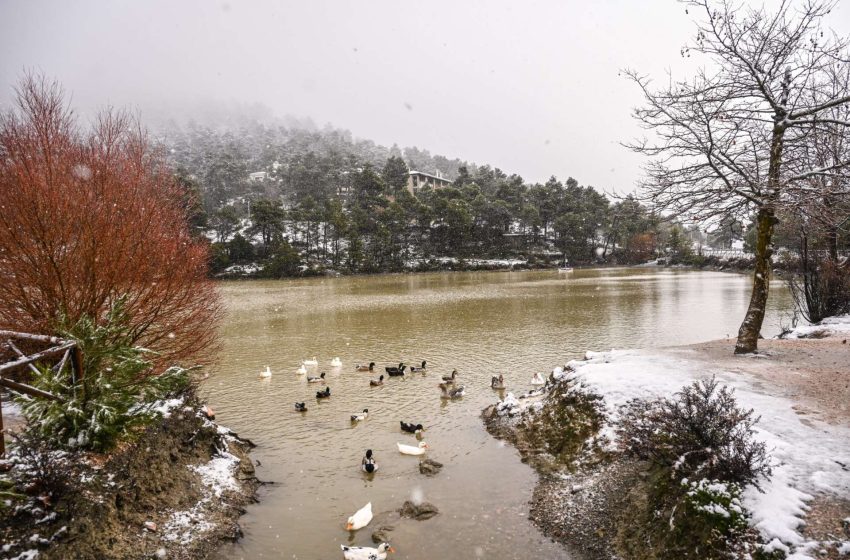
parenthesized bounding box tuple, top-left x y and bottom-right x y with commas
(330, 357, 343, 368)
(297, 364, 308, 375)
(345, 502, 373, 531)
(259, 366, 272, 378)
(397, 441, 429, 455)
(302, 357, 318, 367)
(530, 372, 546, 385)
(341, 543, 394, 560)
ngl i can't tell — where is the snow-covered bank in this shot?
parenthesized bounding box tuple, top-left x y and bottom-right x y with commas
(484, 330, 850, 559)
(780, 314, 850, 340)
(565, 348, 850, 557)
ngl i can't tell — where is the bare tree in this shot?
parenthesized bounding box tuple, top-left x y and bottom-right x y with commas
(625, 0, 850, 353)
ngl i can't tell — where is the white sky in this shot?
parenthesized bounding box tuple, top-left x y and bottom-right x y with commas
(1, 0, 849, 192)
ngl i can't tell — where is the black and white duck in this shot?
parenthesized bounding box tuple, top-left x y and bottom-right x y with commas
(409, 361, 427, 372)
(361, 449, 378, 473)
(307, 372, 326, 383)
(369, 374, 385, 387)
(439, 382, 465, 399)
(356, 362, 376, 372)
(294, 402, 307, 412)
(400, 421, 424, 434)
(351, 409, 369, 422)
(316, 386, 331, 399)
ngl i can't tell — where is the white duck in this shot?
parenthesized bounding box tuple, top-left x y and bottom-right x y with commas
(341, 543, 394, 560)
(397, 441, 429, 456)
(302, 357, 318, 367)
(297, 364, 308, 375)
(259, 366, 272, 378)
(330, 357, 343, 368)
(530, 372, 546, 385)
(345, 502, 373, 531)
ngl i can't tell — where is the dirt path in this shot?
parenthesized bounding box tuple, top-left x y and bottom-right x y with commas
(669, 337, 850, 424)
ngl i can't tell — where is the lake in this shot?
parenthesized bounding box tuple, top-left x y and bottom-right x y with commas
(205, 268, 794, 560)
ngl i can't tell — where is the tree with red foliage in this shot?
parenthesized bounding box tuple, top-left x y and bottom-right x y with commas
(0, 75, 221, 370)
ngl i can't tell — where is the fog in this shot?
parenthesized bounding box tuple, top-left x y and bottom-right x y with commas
(2, 0, 849, 191)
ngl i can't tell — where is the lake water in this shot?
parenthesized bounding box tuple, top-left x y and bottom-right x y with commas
(205, 268, 794, 560)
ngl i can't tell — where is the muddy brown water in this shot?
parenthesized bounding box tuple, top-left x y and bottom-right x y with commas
(205, 268, 794, 560)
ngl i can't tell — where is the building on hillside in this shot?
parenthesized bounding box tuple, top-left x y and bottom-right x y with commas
(248, 171, 268, 182)
(407, 170, 452, 195)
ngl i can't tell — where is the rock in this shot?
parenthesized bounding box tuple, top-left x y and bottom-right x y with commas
(371, 524, 395, 543)
(418, 459, 443, 476)
(143, 521, 157, 532)
(201, 405, 215, 420)
(399, 500, 439, 520)
(154, 548, 167, 559)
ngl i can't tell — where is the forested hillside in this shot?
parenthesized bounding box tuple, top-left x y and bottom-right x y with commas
(160, 120, 684, 276)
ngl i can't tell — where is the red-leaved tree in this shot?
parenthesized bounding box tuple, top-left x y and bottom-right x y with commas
(0, 75, 221, 370)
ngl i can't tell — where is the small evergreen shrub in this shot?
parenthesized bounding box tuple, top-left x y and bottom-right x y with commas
(520, 376, 607, 467)
(16, 299, 193, 452)
(618, 377, 771, 486)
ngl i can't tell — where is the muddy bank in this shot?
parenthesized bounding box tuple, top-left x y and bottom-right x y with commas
(1, 393, 259, 560)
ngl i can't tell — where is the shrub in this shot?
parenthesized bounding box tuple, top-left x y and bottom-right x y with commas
(0, 75, 220, 369)
(618, 377, 770, 487)
(520, 376, 607, 467)
(16, 299, 192, 452)
(788, 257, 850, 324)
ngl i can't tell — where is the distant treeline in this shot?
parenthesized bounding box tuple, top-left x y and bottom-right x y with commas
(162, 121, 733, 277)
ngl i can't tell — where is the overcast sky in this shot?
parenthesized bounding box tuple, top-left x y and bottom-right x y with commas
(1, 0, 849, 193)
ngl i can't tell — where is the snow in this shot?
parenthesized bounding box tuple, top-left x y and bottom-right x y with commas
(188, 452, 240, 497)
(147, 397, 185, 418)
(838, 541, 850, 555)
(495, 392, 522, 417)
(781, 314, 850, 339)
(566, 348, 850, 558)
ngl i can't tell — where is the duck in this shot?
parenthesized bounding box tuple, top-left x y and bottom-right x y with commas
(397, 441, 429, 455)
(294, 402, 307, 412)
(387, 365, 406, 377)
(341, 543, 394, 560)
(409, 361, 427, 372)
(356, 362, 376, 372)
(345, 502, 373, 531)
(491, 374, 506, 389)
(259, 366, 272, 378)
(400, 421, 424, 434)
(369, 375, 384, 387)
(361, 449, 378, 473)
(439, 382, 465, 399)
(530, 372, 546, 385)
(296, 364, 307, 375)
(351, 408, 369, 422)
(441, 369, 459, 383)
(307, 372, 326, 383)
(302, 357, 318, 367)
(316, 386, 331, 399)
(385, 362, 405, 375)
(331, 357, 342, 368)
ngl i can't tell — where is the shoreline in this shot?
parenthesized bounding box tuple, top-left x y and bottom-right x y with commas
(483, 330, 850, 559)
(0, 393, 260, 560)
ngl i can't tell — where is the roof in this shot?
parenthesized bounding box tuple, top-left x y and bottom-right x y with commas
(408, 170, 452, 182)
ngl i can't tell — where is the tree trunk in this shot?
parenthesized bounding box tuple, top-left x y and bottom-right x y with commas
(735, 207, 777, 353)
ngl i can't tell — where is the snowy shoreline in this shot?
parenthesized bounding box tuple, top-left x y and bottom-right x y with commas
(483, 316, 850, 560)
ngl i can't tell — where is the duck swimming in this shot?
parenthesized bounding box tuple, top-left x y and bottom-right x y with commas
(441, 369, 459, 383)
(302, 357, 318, 367)
(307, 372, 326, 383)
(341, 543, 394, 560)
(297, 364, 307, 375)
(385, 362, 405, 375)
(361, 449, 378, 473)
(369, 374, 384, 386)
(294, 402, 307, 412)
(530, 372, 546, 385)
(345, 501, 373, 531)
(397, 441, 429, 455)
(400, 421, 424, 434)
(491, 374, 506, 389)
(316, 386, 331, 399)
(356, 362, 376, 372)
(351, 408, 369, 422)
(439, 382, 465, 399)
(259, 366, 272, 378)
(331, 357, 342, 368)
(409, 361, 427, 372)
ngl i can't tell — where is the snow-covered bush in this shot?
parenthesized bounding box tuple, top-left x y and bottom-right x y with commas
(17, 299, 193, 452)
(617, 377, 770, 486)
(520, 376, 606, 468)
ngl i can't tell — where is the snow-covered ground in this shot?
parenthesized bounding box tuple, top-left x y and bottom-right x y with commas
(780, 314, 850, 340)
(561, 347, 850, 559)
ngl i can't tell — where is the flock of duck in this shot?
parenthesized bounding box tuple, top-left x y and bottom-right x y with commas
(258, 357, 546, 559)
